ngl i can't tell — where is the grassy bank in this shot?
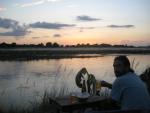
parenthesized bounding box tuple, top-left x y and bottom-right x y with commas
(0, 90, 111, 113)
(0, 47, 150, 61)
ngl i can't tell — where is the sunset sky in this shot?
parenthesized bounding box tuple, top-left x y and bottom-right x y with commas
(0, 0, 150, 46)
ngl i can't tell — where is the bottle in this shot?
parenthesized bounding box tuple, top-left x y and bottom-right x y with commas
(81, 80, 86, 93)
(96, 80, 101, 96)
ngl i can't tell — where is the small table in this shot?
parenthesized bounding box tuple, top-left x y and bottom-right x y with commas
(50, 96, 109, 113)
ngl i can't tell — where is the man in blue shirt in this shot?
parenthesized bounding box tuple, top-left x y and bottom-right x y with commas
(101, 55, 150, 110)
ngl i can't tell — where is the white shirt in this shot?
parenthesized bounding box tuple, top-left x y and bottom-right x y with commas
(111, 72, 150, 110)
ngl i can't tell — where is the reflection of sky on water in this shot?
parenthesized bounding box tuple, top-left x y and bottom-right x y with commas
(0, 54, 150, 110)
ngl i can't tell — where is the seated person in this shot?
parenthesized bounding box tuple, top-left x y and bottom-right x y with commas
(101, 55, 150, 110)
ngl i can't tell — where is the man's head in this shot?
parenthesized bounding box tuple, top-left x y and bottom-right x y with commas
(113, 55, 133, 77)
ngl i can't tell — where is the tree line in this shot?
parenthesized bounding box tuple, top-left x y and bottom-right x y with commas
(0, 42, 149, 48)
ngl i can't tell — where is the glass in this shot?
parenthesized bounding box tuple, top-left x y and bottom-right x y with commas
(96, 80, 101, 90)
(96, 80, 101, 96)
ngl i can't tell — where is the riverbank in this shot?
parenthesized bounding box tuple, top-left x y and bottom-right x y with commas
(0, 47, 150, 61)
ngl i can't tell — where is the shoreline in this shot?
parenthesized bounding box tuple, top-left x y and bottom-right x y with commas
(0, 47, 150, 61)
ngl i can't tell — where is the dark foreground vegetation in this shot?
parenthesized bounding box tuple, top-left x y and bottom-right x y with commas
(0, 89, 150, 113)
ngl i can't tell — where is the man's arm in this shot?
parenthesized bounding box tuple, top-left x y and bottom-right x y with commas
(100, 81, 121, 109)
(101, 80, 112, 89)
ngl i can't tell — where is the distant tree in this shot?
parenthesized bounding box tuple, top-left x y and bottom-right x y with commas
(70, 45, 75, 47)
(81, 43, 85, 47)
(65, 45, 70, 47)
(76, 44, 81, 47)
(46, 42, 52, 47)
(37, 43, 44, 47)
(53, 42, 59, 47)
(11, 42, 17, 47)
(100, 43, 112, 47)
(86, 43, 90, 47)
(113, 45, 124, 47)
(93, 44, 98, 47)
(60, 45, 64, 48)
(0, 42, 7, 47)
(29, 44, 36, 47)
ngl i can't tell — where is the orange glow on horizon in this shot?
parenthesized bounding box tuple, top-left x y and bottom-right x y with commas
(0, 28, 149, 46)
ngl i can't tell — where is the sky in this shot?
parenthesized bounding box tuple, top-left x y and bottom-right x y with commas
(0, 0, 150, 46)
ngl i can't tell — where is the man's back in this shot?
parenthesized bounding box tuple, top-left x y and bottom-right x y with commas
(111, 72, 150, 110)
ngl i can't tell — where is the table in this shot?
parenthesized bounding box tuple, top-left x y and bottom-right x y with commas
(50, 96, 150, 113)
(50, 96, 111, 113)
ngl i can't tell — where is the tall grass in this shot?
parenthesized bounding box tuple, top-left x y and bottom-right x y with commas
(131, 58, 140, 70)
(0, 84, 70, 113)
(0, 65, 72, 113)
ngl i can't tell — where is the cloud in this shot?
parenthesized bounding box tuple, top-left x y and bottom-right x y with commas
(0, 27, 30, 36)
(78, 27, 96, 32)
(0, 18, 18, 29)
(47, 0, 62, 2)
(18, 0, 45, 8)
(79, 27, 95, 30)
(107, 25, 134, 28)
(32, 37, 40, 39)
(67, 4, 79, 8)
(0, 17, 30, 36)
(30, 22, 75, 29)
(15, 0, 63, 8)
(0, 17, 76, 37)
(53, 34, 61, 37)
(0, 7, 7, 11)
(43, 36, 50, 38)
(32, 36, 50, 39)
(76, 15, 101, 22)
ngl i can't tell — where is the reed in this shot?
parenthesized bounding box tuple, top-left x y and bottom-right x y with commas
(131, 58, 140, 70)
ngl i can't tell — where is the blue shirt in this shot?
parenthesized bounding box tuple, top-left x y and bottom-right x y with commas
(111, 72, 150, 110)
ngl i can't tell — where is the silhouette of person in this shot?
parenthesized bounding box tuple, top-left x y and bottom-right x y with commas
(140, 68, 150, 95)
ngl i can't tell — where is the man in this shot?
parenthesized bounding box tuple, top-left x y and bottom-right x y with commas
(101, 55, 150, 110)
